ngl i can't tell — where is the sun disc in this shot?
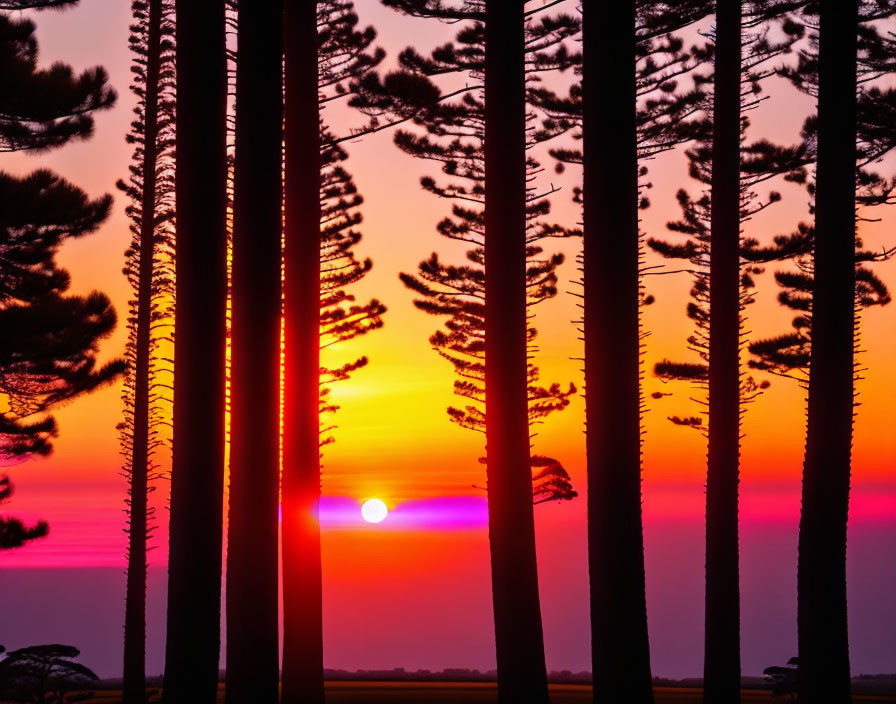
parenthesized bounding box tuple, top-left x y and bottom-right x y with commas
(361, 498, 388, 524)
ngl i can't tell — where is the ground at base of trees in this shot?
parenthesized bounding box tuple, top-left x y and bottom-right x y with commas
(67, 682, 896, 704)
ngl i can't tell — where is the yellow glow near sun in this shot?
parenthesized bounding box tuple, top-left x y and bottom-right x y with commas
(361, 498, 388, 524)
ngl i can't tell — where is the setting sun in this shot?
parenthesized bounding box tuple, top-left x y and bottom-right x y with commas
(361, 498, 389, 524)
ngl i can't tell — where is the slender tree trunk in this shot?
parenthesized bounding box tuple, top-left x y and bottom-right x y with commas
(224, 1, 283, 703)
(704, 2, 743, 702)
(483, 3, 549, 702)
(583, 3, 654, 703)
(123, 1, 162, 702)
(281, 2, 325, 703)
(798, 1, 858, 701)
(162, 2, 228, 703)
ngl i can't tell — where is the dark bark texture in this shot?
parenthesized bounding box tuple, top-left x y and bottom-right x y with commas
(704, 2, 743, 702)
(798, 0, 858, 702)
(281, 1, 325, 703)
(583, 2, 654, 703)
(162, 1, 228, 702)
(225, 1, 283, 703)
(483, 2, 550, 702)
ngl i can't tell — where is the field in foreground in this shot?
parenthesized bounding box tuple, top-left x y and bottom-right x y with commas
(76, 682, 896, 703)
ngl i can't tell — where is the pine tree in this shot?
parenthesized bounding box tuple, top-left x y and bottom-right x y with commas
(484, 3, 549, 699)
(0, 476, 47, 548)
(532, 3, 718, 701)
(224, 0, 283, 702)
(162, 1, 229, 702)
(643, 4, 807, 701)
(116, 0, 176, 701)
(583, 3, 650, 700)
(376, 1, 581, 510)
(0, 10, 115, 152)
(797, 2, 858, 699)
(281, 2, 322, 699)
(0, 3, 120, 550)
(743, 2, 896, 700)
(749, 3, 896, 380)
(281, 3, 385, 703)
(368, 3, 580, 699)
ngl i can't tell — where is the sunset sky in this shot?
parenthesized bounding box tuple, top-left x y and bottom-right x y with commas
(2, 0, 895, 682)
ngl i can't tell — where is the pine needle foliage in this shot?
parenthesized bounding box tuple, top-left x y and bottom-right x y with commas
(747, 1, 896, 381)
(0, 1, 120, 549)
(316, 0, 387, 453)
(647, 2, 809, 421)
(365, 0, 580, 503)
(116, 0, 176, 569)
(115, 0, 176, 699)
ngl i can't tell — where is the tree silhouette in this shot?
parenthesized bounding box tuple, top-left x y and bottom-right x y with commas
(369, 3, 579, 700)
(0, 1, 78, 8)
(0, 12, 115, 153)
(377, 1, 581, 507)
(763, 657, 799, 702)
(581, 4, 651, 701)
(749, 5, 896, 380)
(224, 0, 283, 702)
(530, 3, 725, 701)
(281, 3, 385, 703)
(0, 644, 99, 704)
(0, 476, 47, 548)
(116, 0, 175, 701)
(643, 4, 807, 700)
(483, 7, 562, 697)
(740, 3, 896, 701)
(797, 5, 858, 698)
(161, 1, 229, 702)
(281, 3, 323, 700)
(0, 4, 120, 551)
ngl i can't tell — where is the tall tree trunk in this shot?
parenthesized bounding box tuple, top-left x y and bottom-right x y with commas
(123, 1, 163, 702)
(704, 2, 743, 702)
(225, 1, 283, 703)
(583, 2, 654, 703)
(163, 1, 228, 702)
(798, 0, 858, 701)
(281, 1, 325, 703)
(483, 3, 549, 702)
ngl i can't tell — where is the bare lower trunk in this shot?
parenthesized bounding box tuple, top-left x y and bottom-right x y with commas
(281, 1, 325, 703)
(798, 1, 858, 702)
(704, 2, 743, 702)
(225, 1, 284, 703)
(483, 3, 549, 702)
(583, 2, 654, 703)
(162, 2, 228, 702)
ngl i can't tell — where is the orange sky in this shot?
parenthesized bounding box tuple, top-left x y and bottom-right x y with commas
(2, 0, 895, 681)
(10, 4, 894, 493)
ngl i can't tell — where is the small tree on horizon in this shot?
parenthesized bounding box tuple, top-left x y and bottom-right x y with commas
(0, 644, 99, 704)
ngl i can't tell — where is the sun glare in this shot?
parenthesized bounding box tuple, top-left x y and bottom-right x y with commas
(361, 498, 388, 524)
